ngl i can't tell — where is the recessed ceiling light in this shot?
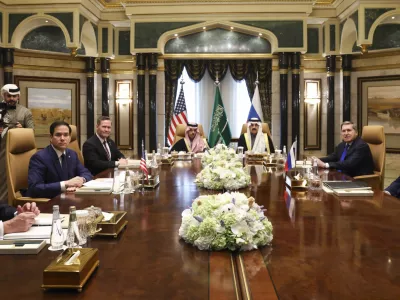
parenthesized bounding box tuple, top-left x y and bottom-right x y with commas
(392, 16, 396, 19)
(45, 20, 49, 23)
(174, 33, 178, 37)
(230, 27, 234, 30)
(203, 27, 206, 30)
(259, 33, 262, 36)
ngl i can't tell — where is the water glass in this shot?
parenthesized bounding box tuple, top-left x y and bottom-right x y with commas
(75, 210, 89, 245)
(162, 147, 169, 158)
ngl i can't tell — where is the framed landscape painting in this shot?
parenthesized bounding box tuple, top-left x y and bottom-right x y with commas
(358, 75, 400, 152)
(14, 76, 80, 148)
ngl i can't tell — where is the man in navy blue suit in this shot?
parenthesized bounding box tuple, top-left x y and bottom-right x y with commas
(82, 116, 127, 175)
(27, 121, 92, 199)
(313, 121, 374, 177)
(385, 177, 400, 198)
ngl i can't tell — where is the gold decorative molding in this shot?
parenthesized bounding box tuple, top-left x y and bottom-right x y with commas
(327, 71, 335, 77)
(13, 64, 86, 73)
(4, 66, 13, 72)
(353, 50, 400, 60)
(102, 73, 110, 78)
(160, 54, 276, 60)
(137, 70, 145, 75)
(279, 69, 288, 74)
(292, 69, 300, 75)
(353, 64, 400, 72)
(87, 72, 95, 78)
(15, 50, 85, 61)
(343, 71, 351, 76)
(359, 44, 370, 55)
(69, 47, 78, 57)
(149, 70, 157, 75)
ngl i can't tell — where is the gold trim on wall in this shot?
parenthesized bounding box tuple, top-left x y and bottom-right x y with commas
(353, 64, 400, 72)
(13, 64, 86, 73)
(160, 54, 277, 60)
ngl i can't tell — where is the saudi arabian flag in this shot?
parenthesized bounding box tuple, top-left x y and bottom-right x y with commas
(208, 86, 232, 147)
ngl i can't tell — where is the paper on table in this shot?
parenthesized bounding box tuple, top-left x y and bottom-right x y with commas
(118, 159, 141, 168)
(4, 226, 68, 240)
(82, 178, 113, 190)
(34, 213, 69, 228)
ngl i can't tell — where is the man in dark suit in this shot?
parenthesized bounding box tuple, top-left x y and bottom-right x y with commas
(0, 202, 40, 237)
(27, 121, 92, 199)
(385, 177, 400, 198)
(313, 121, 374, 177)
(82, 116, 127, 175)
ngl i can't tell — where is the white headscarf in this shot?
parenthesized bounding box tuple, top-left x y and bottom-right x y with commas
(247, 121, 266, 153)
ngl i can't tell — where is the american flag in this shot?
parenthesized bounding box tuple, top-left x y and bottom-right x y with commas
(140, 141, 148, 180)
(167, 84, 187, 145)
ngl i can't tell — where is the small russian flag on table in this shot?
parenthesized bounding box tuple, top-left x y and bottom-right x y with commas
(284, 139, 297, 171)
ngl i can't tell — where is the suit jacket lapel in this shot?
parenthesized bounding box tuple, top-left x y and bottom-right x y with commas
(95, 136, 109, 160)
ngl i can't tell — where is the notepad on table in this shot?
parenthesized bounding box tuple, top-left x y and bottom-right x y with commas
(34, 213, 69, 228)
(4, 226, 67, 240)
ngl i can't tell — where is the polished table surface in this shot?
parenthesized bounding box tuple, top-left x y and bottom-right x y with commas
(1, 159, 400, 299)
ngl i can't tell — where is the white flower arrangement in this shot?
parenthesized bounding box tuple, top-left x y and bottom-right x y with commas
(179, 192, 273, 251)
(201, 144, 238, 167)
(195, 160, 250, 190)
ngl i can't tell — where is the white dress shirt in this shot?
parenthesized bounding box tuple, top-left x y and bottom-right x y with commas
(96, 133, 118, 166)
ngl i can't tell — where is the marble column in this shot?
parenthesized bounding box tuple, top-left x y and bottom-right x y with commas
(326, 55, 336, 154)
(279, 53, 289, 150)
(148, 53, 158, 152)
(100, 58, 110, 117)
(291, 52, 300, 152)
(136, 53, 146, 157)
(86, 57, 95, 138)
(342, 55, 352, 122)
(3, 48, 14, 84)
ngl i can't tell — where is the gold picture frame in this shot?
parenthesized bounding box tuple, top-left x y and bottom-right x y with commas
(14, 76, 79, 149)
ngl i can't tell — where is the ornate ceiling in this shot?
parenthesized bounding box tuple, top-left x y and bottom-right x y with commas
(96, 0, 337, 8)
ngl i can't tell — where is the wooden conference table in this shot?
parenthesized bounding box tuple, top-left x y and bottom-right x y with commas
(1, 159, 400, 299)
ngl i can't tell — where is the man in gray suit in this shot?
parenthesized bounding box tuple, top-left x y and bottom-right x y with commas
(0, 83, 34, 135)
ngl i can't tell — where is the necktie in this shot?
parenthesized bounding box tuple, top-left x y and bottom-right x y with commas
(60, 154, 68, 180)
(103, 141, 111, 161)
(340, 144, 349, 162)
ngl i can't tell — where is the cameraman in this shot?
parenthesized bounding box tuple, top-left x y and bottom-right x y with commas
(0, 84, 34, 135)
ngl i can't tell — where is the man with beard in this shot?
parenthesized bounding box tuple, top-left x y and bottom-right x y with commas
(237, 117, 275, 153)
(170, 123, 209, 153)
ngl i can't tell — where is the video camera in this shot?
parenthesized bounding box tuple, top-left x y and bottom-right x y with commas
(0, 102, 16, 128)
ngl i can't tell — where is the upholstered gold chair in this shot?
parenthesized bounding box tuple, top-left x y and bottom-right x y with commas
(354, 125, 385, 190)
(241, 122, 272, 138)
(6, 128, 49, 206)
(172, 124, 206, 146)
(67, 124, 84, 165)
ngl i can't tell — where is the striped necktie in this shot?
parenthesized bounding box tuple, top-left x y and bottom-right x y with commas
(103, 141, 111, 161)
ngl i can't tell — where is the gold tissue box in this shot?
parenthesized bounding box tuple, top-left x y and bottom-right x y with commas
(42, 248, 99, 292)
(96, 211, 128, 238)
(285, 169, 308, 190)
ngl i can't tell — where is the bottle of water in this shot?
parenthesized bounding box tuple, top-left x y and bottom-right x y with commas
(66, 206, 81, 248)
(112, 167, 121, 194)
(49, 205, 64, 251)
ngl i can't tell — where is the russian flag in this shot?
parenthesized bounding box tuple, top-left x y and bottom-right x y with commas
(284, 139, 297, 171)
(247, 85, 263, 122)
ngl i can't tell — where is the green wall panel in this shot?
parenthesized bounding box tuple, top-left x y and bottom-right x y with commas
(365, 8, 395, 39)
(118, 30, 130, 55)
(9, 13, 34, 43)
(307, 28, 319, 54)
(102, 28, 108, 53)
(165, 28, 271, 53)
(369, 24, 400, 50)
(330, 24, 336, 52)
(21, 26, 69, 53)
(48, 13, 73, 42)
(134, 22, 199, 48)
(236, 21, 304, 48)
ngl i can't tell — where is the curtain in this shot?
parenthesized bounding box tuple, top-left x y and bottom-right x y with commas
(164, 60, 184, 145)
(164, 59, 272, 140)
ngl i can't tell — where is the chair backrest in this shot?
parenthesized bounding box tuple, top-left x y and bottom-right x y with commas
(67, 124, 84, 165)
(173, 124, 206, 145)
(6, 128, 37, 205)
(361, 125, 385, 184)
(241, 123, 272, 137)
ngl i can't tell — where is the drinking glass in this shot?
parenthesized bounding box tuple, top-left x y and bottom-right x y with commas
(75, 210, 89, 245)
(162, 147, 169, 158)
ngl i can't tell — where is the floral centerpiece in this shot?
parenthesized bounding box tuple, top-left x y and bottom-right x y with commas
(201, 144, 238, 166)
(179, 192, 273, 251)
(195, 160, 250, 190)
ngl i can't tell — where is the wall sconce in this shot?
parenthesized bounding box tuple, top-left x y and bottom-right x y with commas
(304, 79, 321, 104)
(115, 80, 132, 103)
